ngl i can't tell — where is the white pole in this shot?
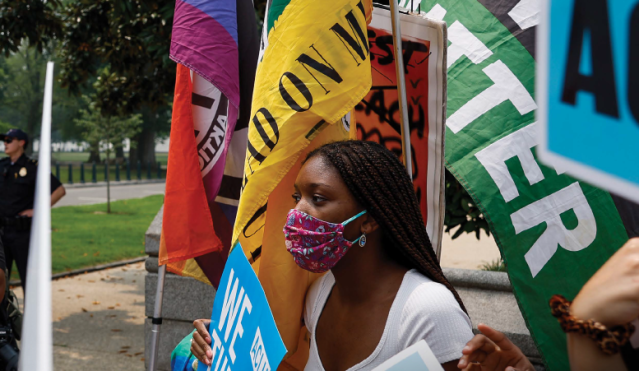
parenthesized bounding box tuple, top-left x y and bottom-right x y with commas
(20, 61, 55, 371)
(389, 0, 413, 180)
(148, 264, 167, 370)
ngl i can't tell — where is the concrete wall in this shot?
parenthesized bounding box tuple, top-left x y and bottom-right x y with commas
(144, 208, 545, 371)
(144, 207, 217, 370)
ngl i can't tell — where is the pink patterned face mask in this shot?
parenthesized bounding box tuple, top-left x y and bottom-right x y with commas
(283, 209, 367, 273)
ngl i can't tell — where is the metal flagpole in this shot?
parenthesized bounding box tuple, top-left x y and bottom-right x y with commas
(389, 0, 413, 180)
(20, 61, 55, 371)
(148, 264, 167, 370)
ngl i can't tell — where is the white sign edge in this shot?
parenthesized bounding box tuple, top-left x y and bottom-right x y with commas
(536, 0, 639, 205)
(371, 339, 443, 371)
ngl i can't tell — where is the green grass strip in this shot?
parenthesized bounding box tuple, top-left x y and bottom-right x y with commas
(45, 194, 163, 275)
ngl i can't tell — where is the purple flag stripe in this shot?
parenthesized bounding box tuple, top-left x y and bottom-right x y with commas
(179, 0, 238, 43)
(171, 0, 240, 108)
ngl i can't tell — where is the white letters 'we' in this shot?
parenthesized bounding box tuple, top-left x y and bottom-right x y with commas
(218, 269, 253, 365)
(476, 124, 595, 277)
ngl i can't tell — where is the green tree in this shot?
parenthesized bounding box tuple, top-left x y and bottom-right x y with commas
(74, 94, 142, 213)
(0, 44, 86, 153)
(0, 0, 63, 57)
(0, 119, 10, 133)
(58, 0, 175, 167)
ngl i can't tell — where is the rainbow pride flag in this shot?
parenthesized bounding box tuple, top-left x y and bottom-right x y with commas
(159, 0, 258, 287)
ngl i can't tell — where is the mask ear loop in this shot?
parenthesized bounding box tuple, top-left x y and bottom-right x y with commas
(342, 210, 367, 246)
(342, 210, 367, 225)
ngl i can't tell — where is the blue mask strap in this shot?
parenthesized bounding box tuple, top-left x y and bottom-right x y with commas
(342, 210, 367, 226)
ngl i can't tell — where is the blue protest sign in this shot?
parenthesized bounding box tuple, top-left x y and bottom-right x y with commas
(537, 0, 639, 203)
(200, 244, 286, 371)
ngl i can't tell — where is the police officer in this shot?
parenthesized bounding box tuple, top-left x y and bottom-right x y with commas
(0, 129, 65, 294)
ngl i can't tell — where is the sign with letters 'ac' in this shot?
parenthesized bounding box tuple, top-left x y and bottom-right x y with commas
(537, 0, 639, 203)
(200, 245, 286, 371)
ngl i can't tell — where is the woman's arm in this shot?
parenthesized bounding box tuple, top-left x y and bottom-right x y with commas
(566, 333, 626, 371)
(564, 238, 639, 371)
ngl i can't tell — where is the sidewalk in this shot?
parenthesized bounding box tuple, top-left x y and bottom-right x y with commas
(14, 262, 146, 370)
(54, 182, 165, 208)
(440, 230, 502, 270)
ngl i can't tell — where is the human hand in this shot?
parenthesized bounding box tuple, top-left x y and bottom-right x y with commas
(191, 319, 213, 366)
(18, 209, 33, 217)
(457, 323, 534, 371)
(571, 238, 639, 327)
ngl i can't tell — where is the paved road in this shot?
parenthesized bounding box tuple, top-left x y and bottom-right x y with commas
(55, 183, 165, 208)
(14, 262, 146, 371)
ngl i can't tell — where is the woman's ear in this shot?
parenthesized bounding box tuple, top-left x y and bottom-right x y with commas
(361, 214, 380, 234)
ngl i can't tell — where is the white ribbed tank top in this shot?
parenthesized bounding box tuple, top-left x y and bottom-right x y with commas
(303, 269, 473, 371)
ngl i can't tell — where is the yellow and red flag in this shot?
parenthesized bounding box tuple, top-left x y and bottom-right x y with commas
(232, 0, 373, 366)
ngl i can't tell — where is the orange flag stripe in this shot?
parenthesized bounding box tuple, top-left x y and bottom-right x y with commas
(159, 64, 223, 266)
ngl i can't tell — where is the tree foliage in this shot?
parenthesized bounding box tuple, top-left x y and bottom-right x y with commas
(0, 0, 63, 57)
(58, 0, 175, 115)
(74, 89, 142, 213)
(74, 85, 143, 157)
(0, 43, 85, 146)
(57, 0, 175, 166)
(444, 169, 490, 240)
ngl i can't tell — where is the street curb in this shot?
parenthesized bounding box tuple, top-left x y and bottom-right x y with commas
(9, 256, 147, 287)
(443, 267, 513, 292)
(63, 179, 165, 189)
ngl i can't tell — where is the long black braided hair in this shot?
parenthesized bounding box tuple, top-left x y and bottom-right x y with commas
(304, 140, 467, 313)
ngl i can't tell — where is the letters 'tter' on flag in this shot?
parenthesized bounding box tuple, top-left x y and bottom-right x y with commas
(232, 0, 373, 366)
(422, 0, 639, 369)
(159, 0, 259, 288)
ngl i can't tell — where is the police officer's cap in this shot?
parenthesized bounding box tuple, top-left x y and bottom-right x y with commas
(0, 129, 29, 145)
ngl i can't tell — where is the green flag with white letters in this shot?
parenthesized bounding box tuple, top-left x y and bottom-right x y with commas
(418, 0, 638, 370)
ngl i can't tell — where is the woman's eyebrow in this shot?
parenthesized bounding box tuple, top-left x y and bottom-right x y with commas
(309, 182, 332, 189)
(294, 181, 333, 189)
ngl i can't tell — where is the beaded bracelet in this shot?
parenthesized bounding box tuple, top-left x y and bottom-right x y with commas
(549, 295, 635, 355)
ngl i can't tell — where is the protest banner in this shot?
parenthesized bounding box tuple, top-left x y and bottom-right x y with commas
(355, 7, 447, 252)
(160, 0, 259, 287)
(232, 0, 373, 365)
(419, 0, 639, 369)
(537, 0, 639, 205)
(199, 246, 287, 371)
(171, 246, 287, 371)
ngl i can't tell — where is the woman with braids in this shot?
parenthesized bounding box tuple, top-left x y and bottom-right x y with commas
(192, 140, 473, 370)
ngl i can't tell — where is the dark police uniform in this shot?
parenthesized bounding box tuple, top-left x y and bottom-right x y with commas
(0, 154, 62, 292)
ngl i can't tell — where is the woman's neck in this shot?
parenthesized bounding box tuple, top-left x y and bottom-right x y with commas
(330, 238, 409, 305)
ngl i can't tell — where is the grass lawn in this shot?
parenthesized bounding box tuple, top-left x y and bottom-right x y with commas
(45, 194, 163, 276)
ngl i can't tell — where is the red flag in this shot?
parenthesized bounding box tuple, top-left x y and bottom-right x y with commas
(159, 65, 223, 282)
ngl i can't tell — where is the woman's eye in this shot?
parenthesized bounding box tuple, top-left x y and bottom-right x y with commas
(292, 194, 301, 203)
(312, 195, 326, 203)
